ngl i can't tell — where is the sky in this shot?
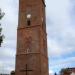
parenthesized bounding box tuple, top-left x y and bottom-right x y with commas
(0, 0, 75, 74)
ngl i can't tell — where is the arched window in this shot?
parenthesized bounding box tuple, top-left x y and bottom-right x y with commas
(26, 14, 31, 26)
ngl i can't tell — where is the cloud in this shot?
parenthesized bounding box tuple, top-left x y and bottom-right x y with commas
(0, 0, 18, 74)
(49, 70, 54, 75)
(70, 0, 75, 26)
(46, 0, 75, 57)
(46, 0, 75, 73)
(50, 57, 75, 67)
(48, 38, 62, 58)
(0, 58, 15, 74)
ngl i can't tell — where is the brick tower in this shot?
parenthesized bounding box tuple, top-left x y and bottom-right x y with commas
(15, 0, 49, 75)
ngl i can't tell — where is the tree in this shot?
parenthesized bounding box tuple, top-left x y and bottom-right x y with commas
(0, 8, 5, 47)
(10, 71, 15, 75)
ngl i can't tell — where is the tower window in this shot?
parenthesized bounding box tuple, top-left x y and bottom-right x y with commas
(27, 20, 31, 26)
(26, 14, 31, 26)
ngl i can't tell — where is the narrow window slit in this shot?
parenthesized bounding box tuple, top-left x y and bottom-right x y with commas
(27, 20, 31, 26)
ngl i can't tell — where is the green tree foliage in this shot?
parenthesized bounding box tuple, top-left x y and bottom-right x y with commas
(0, 8, 5, 47)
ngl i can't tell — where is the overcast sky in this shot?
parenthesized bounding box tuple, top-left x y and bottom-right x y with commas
(0, 0, 75, 74)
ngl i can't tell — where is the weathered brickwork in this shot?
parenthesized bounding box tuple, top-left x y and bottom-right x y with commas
(15, 0, 49, 75)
